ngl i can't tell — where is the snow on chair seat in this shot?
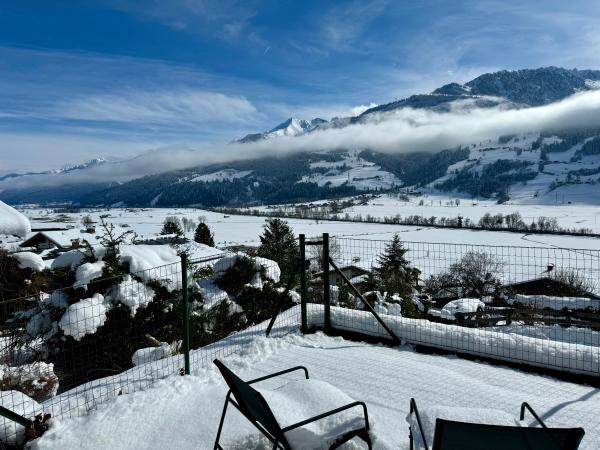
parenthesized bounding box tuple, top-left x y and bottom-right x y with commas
(213, 359, 373, 449)
(407, 398, 585, 450)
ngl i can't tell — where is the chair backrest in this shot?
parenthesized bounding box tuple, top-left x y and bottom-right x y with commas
(432, 418, 585, 450)
(213, 359, 289, 447)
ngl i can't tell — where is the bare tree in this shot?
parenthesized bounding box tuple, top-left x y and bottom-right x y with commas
(425, 251, 505, 300)
(551, 268, 597, 296)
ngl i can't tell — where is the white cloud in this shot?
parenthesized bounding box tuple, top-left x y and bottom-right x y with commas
(5, 90, 600, 190)
(348, 103, 378, 116)
(56, 90, 258, 125)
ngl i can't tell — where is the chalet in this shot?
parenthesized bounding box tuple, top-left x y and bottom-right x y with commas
(314, 265, 370, 286)
(19, 231, 78, 253)
(505, 277, 600, 300)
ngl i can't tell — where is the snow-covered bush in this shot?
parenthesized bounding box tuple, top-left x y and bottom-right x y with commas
(73, 261, 106, 289)
(235, 284, 293, 325)
(0, 362, 58, 401)
(429, 298, 485, 321)
(13, 252, 46, 272)
(112, 275, 155, 317)
(59, 293, 108, 341)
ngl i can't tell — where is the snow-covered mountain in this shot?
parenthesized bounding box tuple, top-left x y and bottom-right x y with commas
(236, 67, 600, 143)
(237, 117, 327, 143)
(4, 67, 600, 207)
(0, 158, 108, 182)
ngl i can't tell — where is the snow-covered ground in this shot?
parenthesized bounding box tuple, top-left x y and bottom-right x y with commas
(11, 206, 600, 291)
(332, 193, 600, 233)
(307, 305, 600, 376)
(17, 206, 600, 250)
(29, 329, 600, 449)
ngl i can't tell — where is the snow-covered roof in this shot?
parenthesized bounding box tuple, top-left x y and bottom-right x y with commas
(20, 229, 91, 249)
(0, 201, 31, 238)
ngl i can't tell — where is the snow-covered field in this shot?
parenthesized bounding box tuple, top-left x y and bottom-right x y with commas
(12, 206, 600, 289)
(17, 205, 600, 250)
(339, 193, 600, 232)
(28, 329, 600, 449)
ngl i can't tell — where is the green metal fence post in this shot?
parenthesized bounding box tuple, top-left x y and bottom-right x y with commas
(299, 234, 308, 334)
(181, 253, 191, 375)
(0, 405, 31, 428)
(322, 233, 331, 333)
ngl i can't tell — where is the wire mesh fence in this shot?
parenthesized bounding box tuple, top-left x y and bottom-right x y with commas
(0, 250, 300, 447)
(2, 233, 600, 446)
(302, 235, 600, 378)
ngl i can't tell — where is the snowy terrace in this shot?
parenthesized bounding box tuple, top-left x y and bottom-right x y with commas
(25, 314, 600, 450)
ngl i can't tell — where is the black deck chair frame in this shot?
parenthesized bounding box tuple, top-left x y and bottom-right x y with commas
(408, 398, 585, 450)
(213, 359, 372, 450)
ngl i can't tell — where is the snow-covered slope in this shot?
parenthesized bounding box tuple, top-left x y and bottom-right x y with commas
(300, 151, 402, 190)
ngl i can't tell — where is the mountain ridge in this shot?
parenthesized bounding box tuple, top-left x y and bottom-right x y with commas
(3, 66, 600, 207)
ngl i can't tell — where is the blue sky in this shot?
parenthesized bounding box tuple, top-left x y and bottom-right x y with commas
(1, 0, 600, 172)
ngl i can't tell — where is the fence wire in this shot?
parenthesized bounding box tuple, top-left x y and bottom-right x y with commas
(0, 251, 299, 447)
(3, 234, 600, 446)
(303, 236, 600, 378)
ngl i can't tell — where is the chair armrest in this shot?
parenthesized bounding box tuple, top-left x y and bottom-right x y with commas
(409, 398, 430, 450)
(281, 401, 369, 433)
(247, 366, 309, 384)
(520, 402, 547, 428)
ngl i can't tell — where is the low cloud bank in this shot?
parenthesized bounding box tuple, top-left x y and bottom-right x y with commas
(3, 89, 600, 191)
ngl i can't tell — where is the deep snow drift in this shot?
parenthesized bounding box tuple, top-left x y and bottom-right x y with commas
(27, 331, 600, 449)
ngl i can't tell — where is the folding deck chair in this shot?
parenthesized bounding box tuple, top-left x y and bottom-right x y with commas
(213, 359, 372, 449)
(408, 398, 585, 450)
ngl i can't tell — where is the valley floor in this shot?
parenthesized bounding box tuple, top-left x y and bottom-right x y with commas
(20, 205, 600, 251)
(31, 331, 600, 450)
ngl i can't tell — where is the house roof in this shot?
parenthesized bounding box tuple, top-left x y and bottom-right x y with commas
(313, 265, 370, 278)
(20, 230, 89, 249)
(504, 276, 600, 299)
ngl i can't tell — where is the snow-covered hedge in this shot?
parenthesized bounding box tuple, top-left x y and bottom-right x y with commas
(509, 294, 600, 311)
(213, 254, 281, 282)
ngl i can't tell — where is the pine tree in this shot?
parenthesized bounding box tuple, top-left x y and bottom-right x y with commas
(194, 222, 215, 247)
(257, 218, 299, 280)
(373, 234, 416, 299)
(161, 216, 183, 237)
